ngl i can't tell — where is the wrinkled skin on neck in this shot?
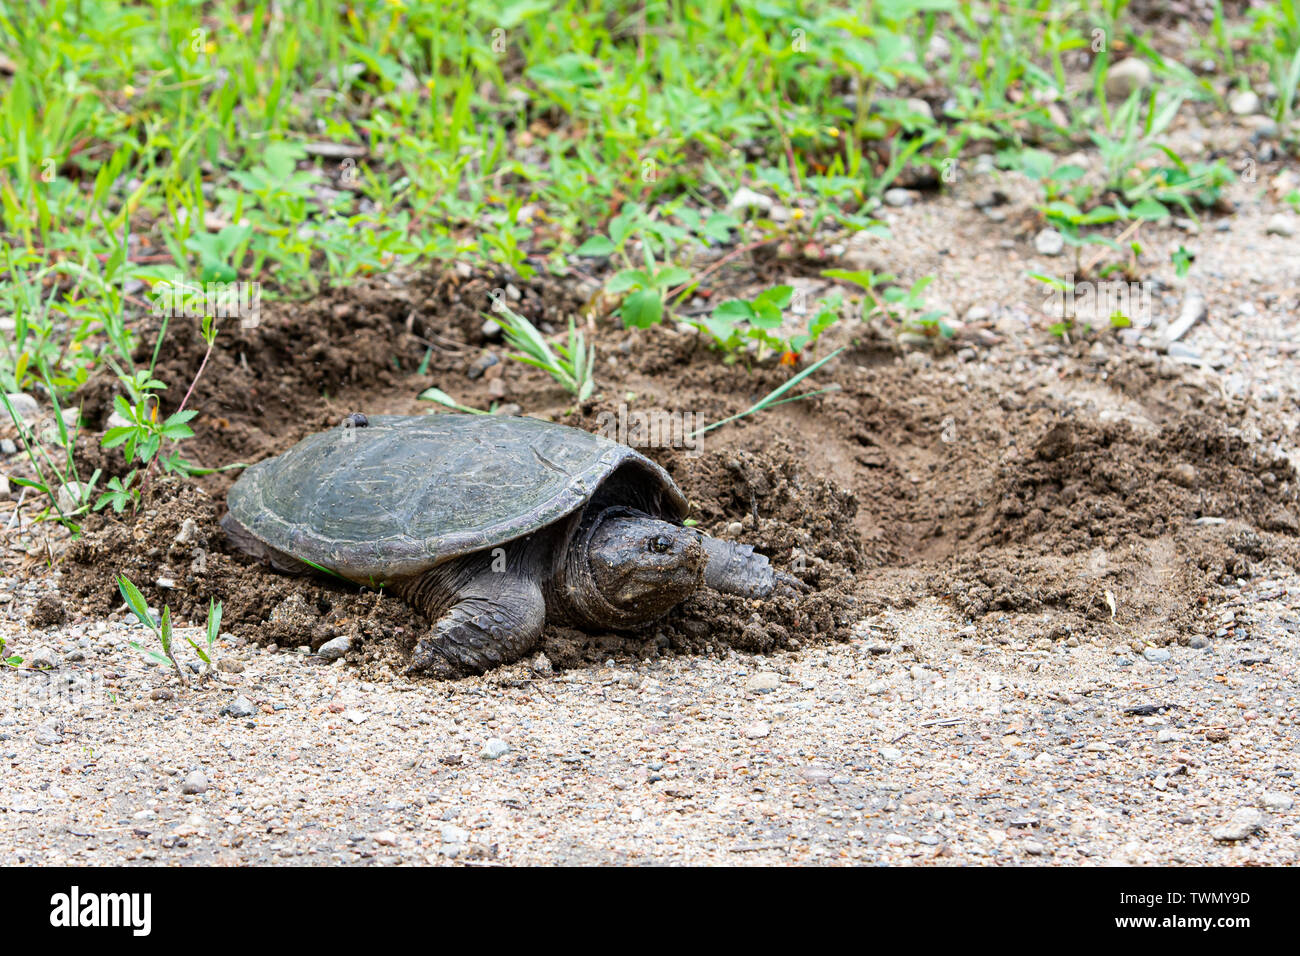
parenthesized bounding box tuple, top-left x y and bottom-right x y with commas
(557, 508, 706, 629)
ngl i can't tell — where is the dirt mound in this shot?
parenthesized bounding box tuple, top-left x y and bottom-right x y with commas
(55, 266, 1300, 675)
(75, 268, 593, 490)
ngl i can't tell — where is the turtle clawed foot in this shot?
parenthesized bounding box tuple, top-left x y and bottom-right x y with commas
(405, 640, 468, 680)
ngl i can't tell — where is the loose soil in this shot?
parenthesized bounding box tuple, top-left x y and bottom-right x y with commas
(54, 263, 1300, 677)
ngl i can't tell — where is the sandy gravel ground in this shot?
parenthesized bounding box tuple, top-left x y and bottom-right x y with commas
(2, 580, 1297, 866)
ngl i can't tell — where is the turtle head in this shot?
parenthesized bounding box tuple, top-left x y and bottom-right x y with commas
(571, 509, 705, 626)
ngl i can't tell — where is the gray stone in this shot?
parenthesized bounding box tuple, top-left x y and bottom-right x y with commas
(1266, 213, 1296, 237)
(1227, 89, 1261, 116)
(480, 738, 510, 760)
(33, 720, 63, 747)
(181, 771, 208, 795)
(466, 351, 499, 380)
(317, 636, 351, 661)
(1105, 59, 1153, 99)
(883, 188, 915, 207)
(220, 696, 256, 719)
(727, 186, 773, 215)
(28, 646, 58, 669)
(1034, 228, 1065, 257)
(440, 824, 470, 844)
(1259, 791, 1294, 811)
(174, 518, 199, 545)
(3, 393, 41, 423)
(55, 482, 92, 514)
(1142, 647, 1171, 663)
(1210, 807, 1264, 842)
(1166, 342, 1201, 362)
(904, 97, 934, 122)
(745, 672, 781, 694)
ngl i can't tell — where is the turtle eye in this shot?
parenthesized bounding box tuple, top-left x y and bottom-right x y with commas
(649, 535, 673, 554)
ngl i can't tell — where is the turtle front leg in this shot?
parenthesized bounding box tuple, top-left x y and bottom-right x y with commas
(699, 535, 806, 598)
(400, 567, 546, 678)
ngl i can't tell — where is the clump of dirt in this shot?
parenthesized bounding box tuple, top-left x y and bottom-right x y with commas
(65, 479, 428, 666)
(56, 264, 1300, 676)
(28, 593, 67, 628)
(928, 413, 1300, 637)
(75, 268, 593, 493)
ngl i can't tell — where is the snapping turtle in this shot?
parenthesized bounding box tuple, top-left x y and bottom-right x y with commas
(222, 414, 798, 677)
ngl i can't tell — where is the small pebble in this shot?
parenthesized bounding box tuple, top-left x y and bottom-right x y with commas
(745, 672, 781, 694)
(1033, 228, 1065, 257)
(1227, 89, 1261, 116)
(1259, 792, 1294, 811)
(220, 696, 256, 719)
(1105, 59, 1153, 98)
(1265, 213, 1296, 238)
(33, 721, 63, 747)
(727, 186, 773, 214)
(28, 646, 59, 669)
(317, 636, 351, 661)
(1210, 807, 1264, 842)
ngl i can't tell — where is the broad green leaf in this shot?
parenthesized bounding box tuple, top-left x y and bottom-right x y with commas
(620, 289, 664, 328)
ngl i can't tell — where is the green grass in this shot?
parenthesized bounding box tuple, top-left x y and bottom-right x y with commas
(1, 0, 1298, 522)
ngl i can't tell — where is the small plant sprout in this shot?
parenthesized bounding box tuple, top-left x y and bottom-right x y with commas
(690, 346, 844, 438)
(98, 312, 222, 511)
(1029, 273, 1077, 338)
(1, 367, 101, 530)
(699, 285, 843, 359)
(417, 387, 491, 415)
(575, 202, 701, 327)
(491, 304, 595, 402)
(0, 636, 22, 668)
(189, 597, 224, 677)
(118, 574, 224, 686)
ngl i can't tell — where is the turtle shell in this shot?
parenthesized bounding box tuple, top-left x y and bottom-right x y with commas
(224, 414, 688, 584)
